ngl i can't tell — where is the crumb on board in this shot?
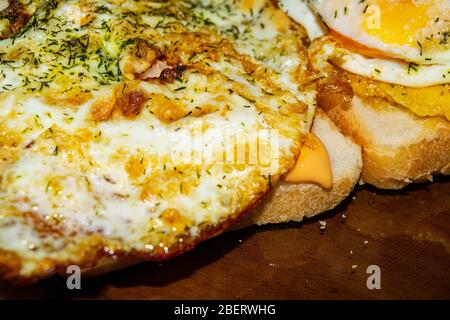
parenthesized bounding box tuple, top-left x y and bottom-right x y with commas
(319, 220, 327, 231)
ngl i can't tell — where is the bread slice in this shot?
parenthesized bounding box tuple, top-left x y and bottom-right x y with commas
(324, 95, 450, 189)
(238, 111, 362, 226)
(82, 112, 362, 276)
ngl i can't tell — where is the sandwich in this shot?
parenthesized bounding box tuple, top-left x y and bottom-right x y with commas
(279, 0, 450, 189)
(0, 0, 362, 283)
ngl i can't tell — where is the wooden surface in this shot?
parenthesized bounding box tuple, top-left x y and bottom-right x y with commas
(1, 177, 449, 299)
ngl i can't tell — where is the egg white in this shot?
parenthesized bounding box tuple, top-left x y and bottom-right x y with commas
(278, 0, 326, 40)
(310, 37, 450, 87)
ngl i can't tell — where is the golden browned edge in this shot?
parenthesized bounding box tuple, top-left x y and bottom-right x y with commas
(80, 179, 361, 278)
(0, 184, 278, 285)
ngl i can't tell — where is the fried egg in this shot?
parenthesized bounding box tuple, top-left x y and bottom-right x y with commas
(280, 0, 450, 87)
(0, 0, 315, 282)
(279, 0, 450, 120)
(309, 36, 450, 87)
(309, 0, 450, 65)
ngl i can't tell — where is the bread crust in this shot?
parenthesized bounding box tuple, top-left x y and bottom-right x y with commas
(324, 95, 450, 189)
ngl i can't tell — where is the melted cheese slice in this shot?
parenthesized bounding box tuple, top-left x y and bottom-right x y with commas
(284, 134, 332, 189)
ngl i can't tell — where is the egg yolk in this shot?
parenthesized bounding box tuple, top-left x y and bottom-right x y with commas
(362, 0, 430, 46)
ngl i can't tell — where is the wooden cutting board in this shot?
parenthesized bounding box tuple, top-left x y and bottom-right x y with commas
(1, 177, 449, 299)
